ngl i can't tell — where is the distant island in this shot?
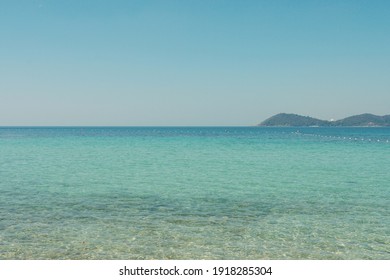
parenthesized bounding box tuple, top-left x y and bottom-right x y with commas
(258, 113, 390, 127)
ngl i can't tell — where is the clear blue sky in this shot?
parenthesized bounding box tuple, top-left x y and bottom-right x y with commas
(1, 0, 389, 126)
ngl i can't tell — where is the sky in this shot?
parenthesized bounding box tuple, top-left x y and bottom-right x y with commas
(1, 0, 389, 126)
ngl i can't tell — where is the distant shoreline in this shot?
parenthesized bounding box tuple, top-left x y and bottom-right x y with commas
(258, 113, 390, 127)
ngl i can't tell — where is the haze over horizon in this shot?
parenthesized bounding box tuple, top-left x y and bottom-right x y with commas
(1, 0, 390, 126)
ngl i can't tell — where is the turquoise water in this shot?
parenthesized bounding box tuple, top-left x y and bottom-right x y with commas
(0, 127, 389, 259)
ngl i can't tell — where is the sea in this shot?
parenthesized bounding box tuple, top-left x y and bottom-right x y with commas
(0, 127, 389, 259)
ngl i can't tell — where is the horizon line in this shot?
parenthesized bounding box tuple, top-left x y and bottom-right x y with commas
(0, 125, 256, 128)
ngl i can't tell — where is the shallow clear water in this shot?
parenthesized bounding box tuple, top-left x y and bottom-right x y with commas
(0, 127, 389, 259)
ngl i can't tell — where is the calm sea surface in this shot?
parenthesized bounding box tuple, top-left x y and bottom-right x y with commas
(0, 127, 389, 259)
